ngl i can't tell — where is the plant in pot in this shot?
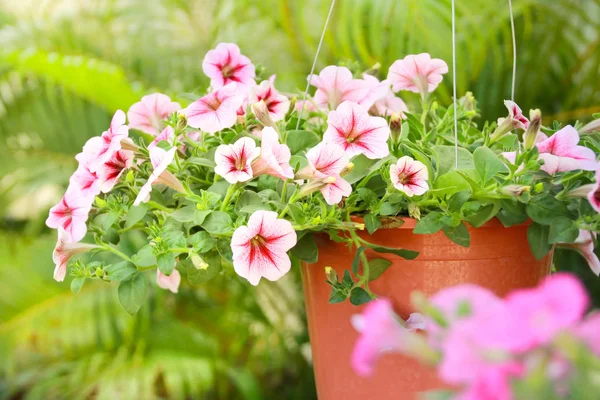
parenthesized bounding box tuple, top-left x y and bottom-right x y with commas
(45, 43, 600, 398)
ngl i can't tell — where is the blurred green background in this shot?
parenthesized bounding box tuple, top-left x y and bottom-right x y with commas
(0, 0, 598, 399)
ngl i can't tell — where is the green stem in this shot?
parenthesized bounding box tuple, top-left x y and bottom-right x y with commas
(220, 183, 239, 212)
(280, 179, 289, 202)
(169, 247, 191, 254)
(102, 244, 133, 263)
(148, 200, 172, 213)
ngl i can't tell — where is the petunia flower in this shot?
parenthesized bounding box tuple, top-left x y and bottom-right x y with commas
(251, 127, 294, 180)
(490, 101, 530, 142)
(230, 210, 297, 286)
(297, 142, 352, 205)
(46, 189, 93, 242)
(387, 53, 448, 97)
(148, 126, 175, 149)
(53, 227, 98, 282)
(127, 93, 181, 135)
(134, 147, 183, 206)
(560, 230, 600, 276)
(156, 269, 181, 294)
(250, 79, 290, 122)
(202, 43, 256, 90)
(323, 101, 390, 159)
(214, 137, 261, 184)
(184, 83, 245, 134)
(97, 150, 134, 193)
(360, 74, 409, 117)
(351, 299, 415, 377)
(87, 110, 129, 172)
(69, 165, 101, 200)
(587, 168, 600, 212)
(308, 66, 370, 109)
(575, 312, 600, 356)
(536, 125, 598, 174)
(390, 156, 429, 197)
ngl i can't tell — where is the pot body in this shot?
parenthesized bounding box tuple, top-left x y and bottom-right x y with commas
(301, 219, 552, 400)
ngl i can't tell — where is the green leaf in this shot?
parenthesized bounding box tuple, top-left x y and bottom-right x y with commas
(473, 147, 509, 183)
(352, 246, 367, 274)
(70, 277, 85, 294)
(433, 171, 471, 197)
(186, 157, 216, 168)
(186, 251, 222, 284)
(548, 217, 579, 244)
(201, 211, 233, 234)
(345, 155, 375, 184)
(170, 205, 197, 223)
(118, 272, 148, 315)
(443, 223, 470, 247)
(341, 270, 354, 288)
(414, 212, 445, 234)
(106, 261, 137, 281)
(188, 231, 217, 253)
(131, 245, 156, 268)
(448, 191, 471, 212)
(464, 204, 498, 228)
(526, 195, 568, 225)
(350, 287, 372, 306)
(217, 239, 233, 262)
(157, 252, 176, 275)
(328, 289, 347, 304)
(125, 204, 147, 228)
(207, 180, 230, 198)
(368, 258, 393, 281)
(290, 234, 318, 263)
(235, 191, 266, 212)
(364, 213, 382, 234)
(527, 223, 552, 260)
(497, 200, 528, 227)
(286, 130, 320, 154)
(195, 210, 212, 225)
(368, 244, 419, 260)
(434, 145, 474, 176)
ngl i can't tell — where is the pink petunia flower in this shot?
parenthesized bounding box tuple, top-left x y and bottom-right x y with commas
(69, 165, 101, 200)
(214, 137, 261, 184)
(561, 230, 600, 276)
(87, 110, 129, 172)
(202, 43, 256, 90)
(52, 227, 98, 282)
(390, 156, 429, 197)
(359, 74, 409, 117)
(536, 125, 598, 174)
(308, 66, 370, 109)
(127, 93, 181, 135)
(323, 101, 390, 159)
(503, 100, 530, 130)
(46, 189, 93, 243)
(184, 83, 245, 134)
(388, 53, 448, 96)
(156, 269, 181, 294)
(134, 147, 183, 206)
(298, 142, 352, 205)
(250, 79, 290, 122)
(575, 312, 600, 356)
(251, 127, 294, 180)
(148, 126, 175, 150)
(230, 210, 297, 286)
(351, 299, 416, 377)
(587, 168, 600, 212)
(97, 150, 134, 193)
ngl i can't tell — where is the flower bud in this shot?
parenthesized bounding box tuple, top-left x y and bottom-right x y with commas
(580, 119, 600, 135)
(500, 184, 530, 197)
(523, 109, 542, 150)
(408, 203, 421, 220)
(176, 112, 188, 132)
(251, 100, 276, 128)
(566, 184, 594, 199)
(120, 138, 140, 152)
(390, 112, 403, 143)
(340, 162, 354, 177)
(156, 170, 186, 194)
(297, 176, 336, 198)
(325, 266, 338, 284)
(458, 91, 476, 112)
(191, 253, 208, 270)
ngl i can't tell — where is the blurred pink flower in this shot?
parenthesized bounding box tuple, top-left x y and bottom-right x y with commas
(134, 147, 178, 206)
(231, 210, 297, 286)
(388, 54, 448, 96)
(97, 150, 134, 193)
(127, 93, 180, 135)
(351, 299, 409, 377)
(214, 137, 261, 184)
(302, 142, 352, 205)
(251, 127, 294, 180)
(148, 126, 175, 150)
(250, 80, 290, 122)
(156, 269, 181, 294)
(52, 227, 98, 282)
(587, 168, 600, 212)
(536, 126, 598, 174)
(46, 188, 92, 242)
(360, 74, 408, 117)
(69, 165, 101, 200)
(202, 43, 256, 90)
(575, 312, 600, 356)
(184, 83, 245, 133)
(390, 156, 429, 197)
(88, 110, 129, 172)
(324, 101, 390, 159)
(308, 66, 369, 109)
(561, 230, 600, 276)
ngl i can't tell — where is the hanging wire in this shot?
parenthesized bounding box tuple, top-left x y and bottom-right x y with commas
(452, 0, 458, 168)
(508, 0, 517, 101)
(295, 0, 337, 130)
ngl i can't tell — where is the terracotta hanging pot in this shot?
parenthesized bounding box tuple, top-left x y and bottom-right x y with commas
(301, 218, 552, 400)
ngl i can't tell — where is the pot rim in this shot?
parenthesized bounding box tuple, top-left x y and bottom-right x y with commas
(350, 215, 531, 230)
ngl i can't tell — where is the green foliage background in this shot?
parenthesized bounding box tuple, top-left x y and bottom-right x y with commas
(0, 0, 598, 398)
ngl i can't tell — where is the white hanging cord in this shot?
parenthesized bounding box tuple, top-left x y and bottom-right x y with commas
(508, 0, 516, 102)
(296, 0, 337, 130)
(452, 0, 458, 168)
